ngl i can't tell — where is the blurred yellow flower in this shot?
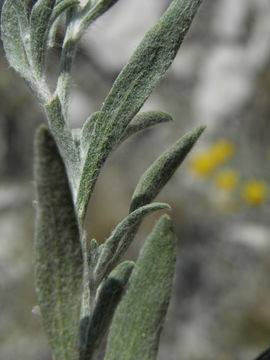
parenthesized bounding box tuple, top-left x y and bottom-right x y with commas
(190, 140, 235, 177)
(215, 169, 239, 191)
(242, 180, 268, 206)
(210, 140, 235, 163)
(190, 154, 217, 176)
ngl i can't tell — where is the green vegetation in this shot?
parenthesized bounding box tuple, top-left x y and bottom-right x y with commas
(1, 0, 203, 359)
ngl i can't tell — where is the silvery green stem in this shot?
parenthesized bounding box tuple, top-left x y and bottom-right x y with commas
(45, 96, 81, 191)
(56, 0, 120, 111)
(56, 10, 81, 110)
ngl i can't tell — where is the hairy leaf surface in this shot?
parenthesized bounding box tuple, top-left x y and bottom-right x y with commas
(30, 0, 56, 76)
(50, 0, 79, 26)
(95, 202, 170, 283)
(81, 112, 101, 156)
(104, 215, 176, 360)
(76, 0, 202, 222)
(120, 111, 173, 143)
(34, 125, 83, 360)
(45, 95, 80, 188)
(104, 126, 204, 268)
(80, 261, 134, 360)
(1, 0, 31, 80)
(80, 0, 120, 32)
(130, 125, 205, 211)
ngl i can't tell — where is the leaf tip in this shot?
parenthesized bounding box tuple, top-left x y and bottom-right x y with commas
(157, 213, 174, 231)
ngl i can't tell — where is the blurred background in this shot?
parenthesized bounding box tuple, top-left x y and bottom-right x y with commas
(1, 0, 270, 359)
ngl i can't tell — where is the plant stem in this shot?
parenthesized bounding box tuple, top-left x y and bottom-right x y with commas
(56, 8, 81, 110)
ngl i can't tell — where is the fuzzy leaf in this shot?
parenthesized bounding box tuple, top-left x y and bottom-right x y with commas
(80, 0, 120, 31)
(87, 239, 103, 297)
(45, 95, 80, 188)
(104, 215, 176, 360)
(34, 125, 83, 360)
(1, 0, 31, 80)
(120, 111, 173, 143)
(97, 126, 204, 277)
(86, 239, 100, 270)
(130, 126, 205, 212)
(30, 0, 56, 76)
(47, 17, 61, 48)
(76, 0, 202, 222)
(50, 0, 79, 26)
(94, 202, 170, 284)
(81, 112, 100, 157)
(47, 0, 79, 48)
(80, 261, 134, 360)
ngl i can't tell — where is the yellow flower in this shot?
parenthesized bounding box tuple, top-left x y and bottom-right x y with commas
(190, 153, 218, 176)
(209, 140, 235, 164)
(215, 169, 239, 191)
(242, 180, 268, 206)
(190, 140, 235, 177)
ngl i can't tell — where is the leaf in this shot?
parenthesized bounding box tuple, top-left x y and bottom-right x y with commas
(76, 0, 202, 223)
(86, 239, 100, 270)
(47, 16, 62, 48)
(80, 0, 120, 32)
(87, 239, 103, 295)
(104, 215, 176, 360)
(50, 0, 79, 27)
(48, 0, 79, 50)
(95, 126, 204, 276)
(80, 261, 134, 360)
(81, 112, 101, 157)
(94, 202, 170, 284)
(120, 111, 173, 143)
(34, 124, 83, 360)
(106, 126, 204, 264)
(130, 125, 205, 212)
(30, 0, 56, 76)
(1, 0, 31, 80)
(45, 95, 80, 189)
(95, 0, 203, 140)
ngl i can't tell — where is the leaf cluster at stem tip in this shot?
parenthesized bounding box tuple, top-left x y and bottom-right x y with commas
(1, 0, 204, 359)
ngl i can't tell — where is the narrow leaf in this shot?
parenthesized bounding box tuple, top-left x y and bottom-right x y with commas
(47, 16, 61, 48)
(30, 0, 56, 76)
(101, 126, 204, 273)
(34, 125, 83, 360)
(80, 0, 120, 32)
(120, 111, 173, 143)
(130, 125, 205, 212)
(86, 239, 100, 270)
(80, 261, 134, 360)
(76, 0, 202, 223)
(48, 0, 79, 49)
(87, 238, 103, 295)
(49, 0, 79, 27)
(95, 202, 170, 284)
(1, 0, 31, 80)
(81, 112, 100, 157)
(104, 215, 176, 360)
(45, 95, 80, 188)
